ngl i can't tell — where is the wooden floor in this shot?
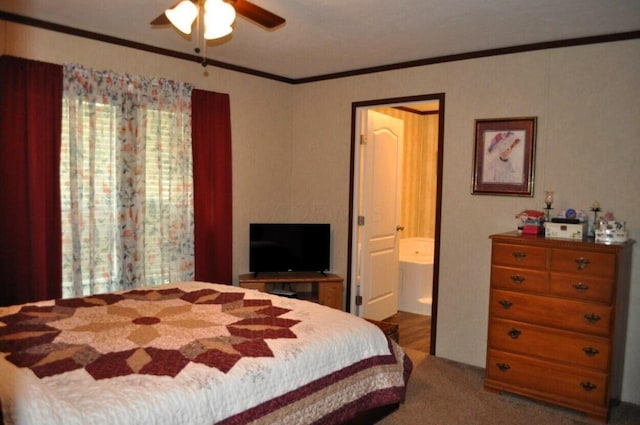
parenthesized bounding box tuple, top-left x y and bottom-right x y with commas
(383, 311, 431, 353)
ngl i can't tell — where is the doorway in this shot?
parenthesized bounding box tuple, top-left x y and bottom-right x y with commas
(347, 93, 444, 355)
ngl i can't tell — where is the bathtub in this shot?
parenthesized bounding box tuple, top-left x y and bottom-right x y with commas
(398, 237, 434, 316)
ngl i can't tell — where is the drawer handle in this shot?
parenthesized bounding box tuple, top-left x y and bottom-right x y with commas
(496, 362, 511, 372)
(582, 347, 600, 357)
(512, 251, 527, 261)
(507, 328, 521, 339)
(584, 313, 601, 324)
(498, 300, 513, 309)
(575, 257, 591, 270)
(510, 275, 525, 284)
(580, 381, 597, 392)
(572, 282, 589, 293)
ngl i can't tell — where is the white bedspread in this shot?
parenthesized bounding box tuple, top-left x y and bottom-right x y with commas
(0, 282, 406, 425)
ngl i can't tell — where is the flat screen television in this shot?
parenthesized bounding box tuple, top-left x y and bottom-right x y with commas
(249, 223, 330, 275)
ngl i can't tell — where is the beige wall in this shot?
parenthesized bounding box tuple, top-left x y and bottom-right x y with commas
(291, 40, 640, 404)
(3, 20, 640, 403)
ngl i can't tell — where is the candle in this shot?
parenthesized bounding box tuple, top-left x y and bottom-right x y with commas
(592, 201, 600, 210)
(544, 191, 554, 206)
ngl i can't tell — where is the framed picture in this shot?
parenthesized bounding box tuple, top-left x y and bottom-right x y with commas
(472, 117, 537, 196)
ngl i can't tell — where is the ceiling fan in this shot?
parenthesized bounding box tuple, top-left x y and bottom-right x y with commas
(150, 0, 285, 37)
(151, 0, 285, 66)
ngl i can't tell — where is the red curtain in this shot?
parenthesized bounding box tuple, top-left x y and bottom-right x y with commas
(191, 89, 233, 284)
(0, 56, 63, 306)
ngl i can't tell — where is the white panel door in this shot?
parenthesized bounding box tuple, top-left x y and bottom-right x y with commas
(361, 110, 403, 321)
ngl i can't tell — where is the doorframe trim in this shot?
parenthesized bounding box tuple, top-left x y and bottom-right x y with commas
(347, 93, 445, 356)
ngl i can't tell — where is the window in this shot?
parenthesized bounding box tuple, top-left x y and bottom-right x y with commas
(61, 100, 117, 297)
(61, 64, 194, 297)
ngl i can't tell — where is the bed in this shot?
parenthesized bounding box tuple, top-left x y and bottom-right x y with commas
(0, 281, 411, 425)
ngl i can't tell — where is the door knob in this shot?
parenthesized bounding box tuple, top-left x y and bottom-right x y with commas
(396, 225, 405, 231)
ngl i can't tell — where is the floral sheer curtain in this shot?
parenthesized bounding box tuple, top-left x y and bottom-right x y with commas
(61, 64, 194, 297)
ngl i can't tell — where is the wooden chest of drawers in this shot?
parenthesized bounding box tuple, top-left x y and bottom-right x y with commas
(485, 232, 634, 422)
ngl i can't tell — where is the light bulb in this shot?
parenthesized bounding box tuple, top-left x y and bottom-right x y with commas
(544, 191, 554, 209)
(204, 0, 236, 40)
(165, 0, 198, 35)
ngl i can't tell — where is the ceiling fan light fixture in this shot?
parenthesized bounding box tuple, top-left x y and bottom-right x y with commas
(203, 24, 233, 40)
(203, 0, 236, 40)
(165, 0, 199, 35)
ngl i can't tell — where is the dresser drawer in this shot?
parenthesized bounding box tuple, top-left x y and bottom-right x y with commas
(491, 266, 548, 294)
(550, 249, 615, 278)
(489, 318, 610, 371)
(487, 349, 608, 407)
(550, 272, 614, 304)
(492, 243, 547, 268)
(490, 289, 612, 336)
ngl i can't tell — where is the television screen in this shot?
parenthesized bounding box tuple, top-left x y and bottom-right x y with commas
(249, 223, 330, 274)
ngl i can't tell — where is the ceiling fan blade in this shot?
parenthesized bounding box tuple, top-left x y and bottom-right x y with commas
(150, 13, 170, 26)
(232, 0, 285, 28)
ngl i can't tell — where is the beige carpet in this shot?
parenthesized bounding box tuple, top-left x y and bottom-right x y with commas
(377, 349, 640, 425)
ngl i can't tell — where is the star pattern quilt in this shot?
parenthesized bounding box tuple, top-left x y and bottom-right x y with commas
(0, 282, 411, 425)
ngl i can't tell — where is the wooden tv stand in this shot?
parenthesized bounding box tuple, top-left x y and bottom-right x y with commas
(238, 272, 344, 310)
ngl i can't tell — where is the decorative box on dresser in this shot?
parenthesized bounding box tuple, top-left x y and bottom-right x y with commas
(485, 231, 634, 423)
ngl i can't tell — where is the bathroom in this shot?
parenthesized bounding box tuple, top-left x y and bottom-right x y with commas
(376, 105, 439, 317)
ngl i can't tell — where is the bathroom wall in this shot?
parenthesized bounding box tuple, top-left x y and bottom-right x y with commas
(377, 107, 439, 238)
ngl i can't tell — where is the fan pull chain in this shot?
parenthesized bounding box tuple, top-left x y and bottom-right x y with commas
(193, 6, 208, 67)
(201, 22, 208, 68)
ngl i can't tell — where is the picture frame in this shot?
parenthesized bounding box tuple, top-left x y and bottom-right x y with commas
(471, 117, 537, 196)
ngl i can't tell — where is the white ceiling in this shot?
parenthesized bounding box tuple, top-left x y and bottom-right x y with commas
(1, 0, 639, 80)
